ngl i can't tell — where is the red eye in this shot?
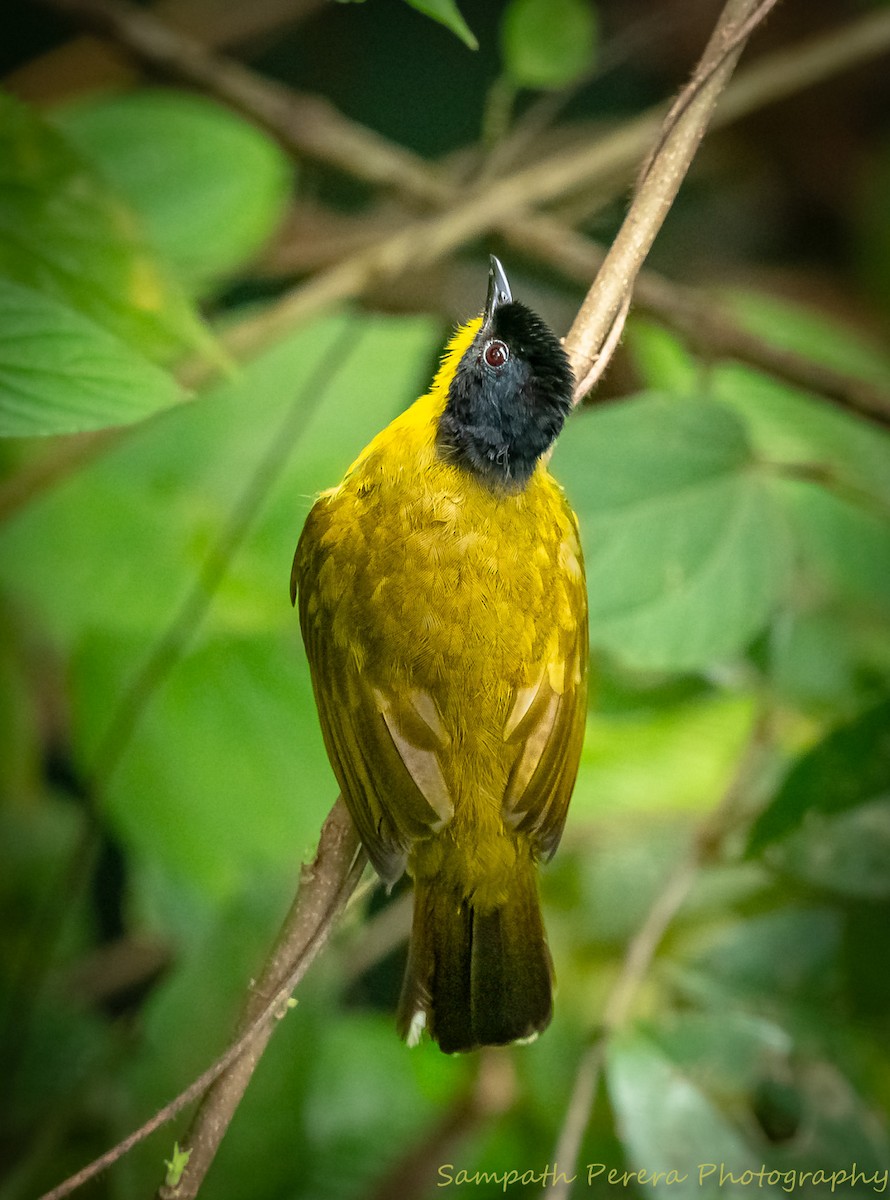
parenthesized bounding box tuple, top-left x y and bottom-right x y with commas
(483, 339, 509, 369)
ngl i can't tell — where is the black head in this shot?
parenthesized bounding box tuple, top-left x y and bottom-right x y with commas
(437, 257, 574, 491)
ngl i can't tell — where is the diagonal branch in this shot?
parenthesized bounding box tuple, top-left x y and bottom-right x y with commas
(563, 0, 781, 384)
(38, 799, 365, 1200)
(157, 800, 366, 1200)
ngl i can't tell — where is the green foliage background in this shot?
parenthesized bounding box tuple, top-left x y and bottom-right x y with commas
(1, 1, 889, 1197)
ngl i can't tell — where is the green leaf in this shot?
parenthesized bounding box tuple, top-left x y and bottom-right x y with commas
(72, 631, 337, 898)
(0, 311, 438, 638)
(726, 290, 890, 391)
(572, 692, 757, 822)
(616, 1012, 890, 1182)
(553, 394, 789, 670)
(781, 480, 890, 613)
(502, 0, 597, 90)
(0, 91, 214, 365)
(606, 1026, 759, 1197)
(747, 698, 890, 855)
(774, 798, 890, 899)
(53, 90, 292, 295)
(402, 0, 478, 49)
(626, 317, 700, 396)
(713, 367, 890, 512)
(0, 278, 184, 436)
(769, 607, 859, 712)
(163, 1144, 191, 1189)
(628, 293, 890, 508)
(680, 906, 843, 1008)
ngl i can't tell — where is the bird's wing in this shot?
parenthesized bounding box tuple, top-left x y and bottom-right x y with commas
(501, 586, 589, 861)
(293, 502, 454, 884)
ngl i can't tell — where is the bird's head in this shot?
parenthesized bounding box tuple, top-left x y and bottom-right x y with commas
(436, 257, 574, 491)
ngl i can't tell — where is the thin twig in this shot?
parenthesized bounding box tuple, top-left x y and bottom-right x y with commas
(572, 293, 631, 405)
(563, 0, 780, 381)
(509, 218, 890, 425)
(38, 800, 365, 1200)
(550, 708, 776, 1199)
(158, 801, 366, 1200)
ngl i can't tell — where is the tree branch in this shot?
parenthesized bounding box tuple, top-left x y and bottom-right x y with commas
(158, 800, 366, 1200)
(38, 800, 365, 1200)
(563, 0, 780, 384)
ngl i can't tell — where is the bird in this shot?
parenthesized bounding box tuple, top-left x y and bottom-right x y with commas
(291, 256, 588, 1054)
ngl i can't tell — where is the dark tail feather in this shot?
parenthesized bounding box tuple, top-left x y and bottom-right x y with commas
(396, 862, 553, 1054)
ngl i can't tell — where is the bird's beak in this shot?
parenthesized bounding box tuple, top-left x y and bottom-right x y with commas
(484, 255, 512, 325)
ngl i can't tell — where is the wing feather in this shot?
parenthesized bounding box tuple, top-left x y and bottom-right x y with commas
(294, 502, 454, 884)
(503, 584, 588, 861)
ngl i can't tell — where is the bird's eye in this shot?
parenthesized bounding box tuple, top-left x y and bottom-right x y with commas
(483, 339, 510, 369)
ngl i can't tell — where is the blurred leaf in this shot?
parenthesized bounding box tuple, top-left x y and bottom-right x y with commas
(627, 317, 700, 396)
(606, 1026, 758, 1197)
(554, 395, 789, 670)
(0, 311, 438, 640)
(856, 138, 890, 310)
(725, 291, 890, 392)
(0, 91, 214, 365)
(747, 698, 890, 855)
(565, 821, 690, 946)
(781, 480, 890, 613)
(769, 608, 858, 712)
(647, 1008, 791, 1108)
(402, 0, 477, 49)
(775, 798, 890, 899)
(502, 0, 597, 90)
(627, 295, 890, 508)
(714, 367, 890, 508)
(54, 90, 292, 295)
(628, 1012, 890, 1179)
(678, 907, 843, 1011)
(779, 1058, 890, 1172)
(573, 692, 757, 821)
(0, 278, 184, 436)
(0, 610, 40, 799)
(72, 631, 335, 899)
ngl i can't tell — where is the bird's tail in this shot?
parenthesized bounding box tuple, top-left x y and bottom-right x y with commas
(396, 858, 553, 1054)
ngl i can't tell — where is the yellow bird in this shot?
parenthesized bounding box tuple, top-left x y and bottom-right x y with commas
(292, 257, 588, 1053)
